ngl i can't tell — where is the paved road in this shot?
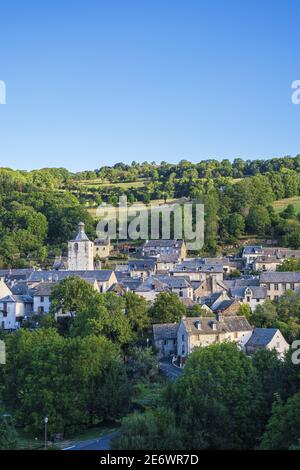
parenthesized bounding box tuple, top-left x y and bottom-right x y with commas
(159, 359, 183, 381)
(63, 433, 117, 451)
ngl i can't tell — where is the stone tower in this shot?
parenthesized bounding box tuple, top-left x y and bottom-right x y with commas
(68, 222, 94, 271)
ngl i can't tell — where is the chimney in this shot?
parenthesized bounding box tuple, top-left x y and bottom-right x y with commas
(216, 312, 223, 322)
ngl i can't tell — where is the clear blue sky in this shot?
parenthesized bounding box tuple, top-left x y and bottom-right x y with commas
(0, 0, 300, 171)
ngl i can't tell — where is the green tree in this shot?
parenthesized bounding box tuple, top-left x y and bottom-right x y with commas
(149, 292, 186, 323)
(237, 303, 251, 320)
(260, 392, 300, 450)
(126, 347, 158, 381)
(124, 292, 150, 336)
(111, 409, 183, 450)
(277, 258, 300, 272)
(50, 276, 100, 315)
(167, 343, 264, 449)
(0, 408, 18, 450)
(246, 205, 270, 236)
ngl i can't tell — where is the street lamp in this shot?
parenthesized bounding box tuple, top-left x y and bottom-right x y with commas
(44, 416, 48, 450)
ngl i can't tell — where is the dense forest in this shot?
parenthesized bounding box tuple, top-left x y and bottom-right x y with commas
(0, 154, 300, 267)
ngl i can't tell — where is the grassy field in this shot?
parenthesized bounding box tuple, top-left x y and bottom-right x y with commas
(87, 197, 186, 218)
(78, 178, 149, 189)
(272, 196, 300, 214)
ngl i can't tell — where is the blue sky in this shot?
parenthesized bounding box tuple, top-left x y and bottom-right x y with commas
(0, 0, 300, 171)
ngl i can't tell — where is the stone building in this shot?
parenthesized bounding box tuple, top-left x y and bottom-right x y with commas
(177, 315, 253, 366)
(68, 222, 94, 271)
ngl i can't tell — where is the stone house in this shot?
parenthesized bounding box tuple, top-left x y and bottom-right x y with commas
(93, 238, 112, 259)
(153, 323, 178, 359)
(0, 295, 33, 329)
(142, 239, 187, 261)
(177, 315, 253, 366)
(245, 328, 289, 358)
(33, 282, 55, 315)
(259, 271, 300, 300)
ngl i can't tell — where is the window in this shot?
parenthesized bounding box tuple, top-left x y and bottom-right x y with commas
(256, 299, 260, 302)
(234, 331, 238, 339)
(291, 283, 295, 290)
(274, 284, 278, 291)
(276, 342, 280, 348)
(246, 296, 250, 302)
(274, 295, 279, 301)
(40, 296, 44, 303)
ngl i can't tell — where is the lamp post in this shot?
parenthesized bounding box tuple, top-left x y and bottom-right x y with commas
(44, 416, 48, 450)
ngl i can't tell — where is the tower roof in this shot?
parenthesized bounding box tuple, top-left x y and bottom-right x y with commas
(73, 222, 90, 241)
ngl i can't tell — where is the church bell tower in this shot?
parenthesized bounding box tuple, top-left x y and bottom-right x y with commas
(68, 222, 94, 271)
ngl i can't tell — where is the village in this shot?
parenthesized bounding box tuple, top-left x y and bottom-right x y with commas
(0, 221, 294, 366)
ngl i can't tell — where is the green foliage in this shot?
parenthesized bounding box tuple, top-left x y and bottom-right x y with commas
(50, 276, 99, 315)
(114, 343, 266, 450)
(237, 303, 251, 319)
(260, 392, 300, 450)
(111, 409, 183, 450)
(277, 258, 300, 272)
(126, 347, 158, 381)
(250, 293, 300, 343)
(0, 408, 18, 450)
(70, 292, 134, 347)
(2, 329, 131, 436)
(124, 292, 150, 335)
(149, 292, 186, 323)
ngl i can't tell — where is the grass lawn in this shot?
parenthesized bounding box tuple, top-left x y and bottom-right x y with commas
(272, 196, 300, 214)
(16, 423, 119, 450)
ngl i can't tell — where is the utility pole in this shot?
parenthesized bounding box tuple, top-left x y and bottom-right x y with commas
(44, 416, 48, 450)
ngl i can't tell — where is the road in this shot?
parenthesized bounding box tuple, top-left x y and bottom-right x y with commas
(63, 432, 117, 451)
(159, 358, 183, 381)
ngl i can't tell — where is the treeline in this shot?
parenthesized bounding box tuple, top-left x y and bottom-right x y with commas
(75, 155, 300, 182)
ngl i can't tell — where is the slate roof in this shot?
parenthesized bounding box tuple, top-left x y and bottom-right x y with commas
(73, 222, 90, 241)
(144, 239, 184, 248)
(27, 270, 115, 283)
(155, 254, 179, 263)
(212, 299, 236, 312)
(245, 328, 278, 348)
(255, 256, 281, 264)
(128, 259, 156, 271)
(182, 316, 253, 336)
(153, 323, 178, 341)
(243, 246, 263, 255)
(174, 262, 223, 273)
(94, 238, 110, 246)
(230, 286, 267, 300)
(0, 295, 33, 303)
(33, 282, 56, 296)
(0, 269, 34, 281)
(260, 271, 300, 283)
(10, 282, 30, 295)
